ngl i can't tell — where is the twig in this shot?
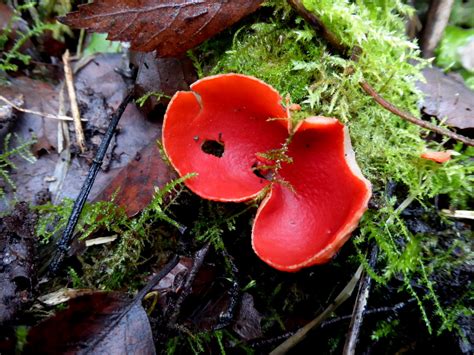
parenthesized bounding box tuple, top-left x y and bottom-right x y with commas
(421, 0, 455, 58)
(360, 81, 474, 146)
(0, 94, 79, 121)
(136, 255, 180, 300)
(320, 298, 416, 328)
(248, 332, 295, 350)
(76, 29, 86, 58)
(62, 50, 86, 153)
(270, 265, 363, 355)
(441, 209, 474, 220)
(250, 298, 415, 351)
(287, 0, 347, 55)
(287, 0, 474, 147)
(214, 246, 240, 329)
(386, 193, 416, 225)
(343, 245, 378, 355)
(48, 89, 134, 275)
(49, 82, 72, 203)
(167, 243, 211, 326)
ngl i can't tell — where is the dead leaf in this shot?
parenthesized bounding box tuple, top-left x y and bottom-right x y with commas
(94, 140, 175, 216)
(418, 67, 474, 129)
(2, 77, 60, 155)
(151, 255, 236, 331)
(154, 257, 193, 300)
(25, 292, 156, 355)
(0, 54, 161, 212)
(0, 202, 37, 323)
(61, 0, 263, 56)
(232, 293, 263, 341)
(132, 52, 198, 114)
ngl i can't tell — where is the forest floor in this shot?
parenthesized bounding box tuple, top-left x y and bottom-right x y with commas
(0, 1, 473, 354)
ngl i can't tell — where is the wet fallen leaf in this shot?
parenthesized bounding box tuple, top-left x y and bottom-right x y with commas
(132, 52, 197, 114)
(0, 202, 37, 323)
(232, 293, 263, 341)
(94, 140, 175, 216)
(1, 76, 60, 155)
(155, 257, 192, 290)
(25, 292, 156, 354)
(418, 67, 474, 129)
(151, 255, 238, 332)
(61, 0, 263, 56)
(0, 54, 161, 212)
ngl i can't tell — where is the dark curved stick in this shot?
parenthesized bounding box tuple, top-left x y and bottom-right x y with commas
(343, 245, 378, 355)
(48, 90, 134, 275)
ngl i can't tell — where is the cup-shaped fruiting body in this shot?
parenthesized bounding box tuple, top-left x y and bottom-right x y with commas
(162, 74, 371, 271)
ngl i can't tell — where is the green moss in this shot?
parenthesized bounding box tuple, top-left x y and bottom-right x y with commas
(211, 21, 324, 102)
(371, 319, 400, 341)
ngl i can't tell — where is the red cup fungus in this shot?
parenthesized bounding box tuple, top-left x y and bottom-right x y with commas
(162, 74, 372, 272)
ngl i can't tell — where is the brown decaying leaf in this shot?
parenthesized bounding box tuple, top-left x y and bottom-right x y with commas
(61, 0, 264, 56)
(0, 202, 37, 323)
(25, 292, 155, 355)
(418, 67, 474, 130)
(132, 51, 198, 114)
(0, 54, 164, 212)
(2, 77, 60, 155)
(232, 293, 263, 341)
(94, 140, 175, 217)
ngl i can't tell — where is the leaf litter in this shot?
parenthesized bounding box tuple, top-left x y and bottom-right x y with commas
(61, 0, 264, 56)
(0, 53, 174, 211)
(25, 292, 156, 355)
(418, 67, 474, 129)
(0, 202, 37, 323)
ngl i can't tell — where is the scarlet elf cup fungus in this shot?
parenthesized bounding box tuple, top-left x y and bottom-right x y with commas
(162, 74, 371, 272)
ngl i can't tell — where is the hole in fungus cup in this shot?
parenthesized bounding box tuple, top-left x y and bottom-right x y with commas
(162, 74, 372, 272)
(201, 139, 225, 158)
